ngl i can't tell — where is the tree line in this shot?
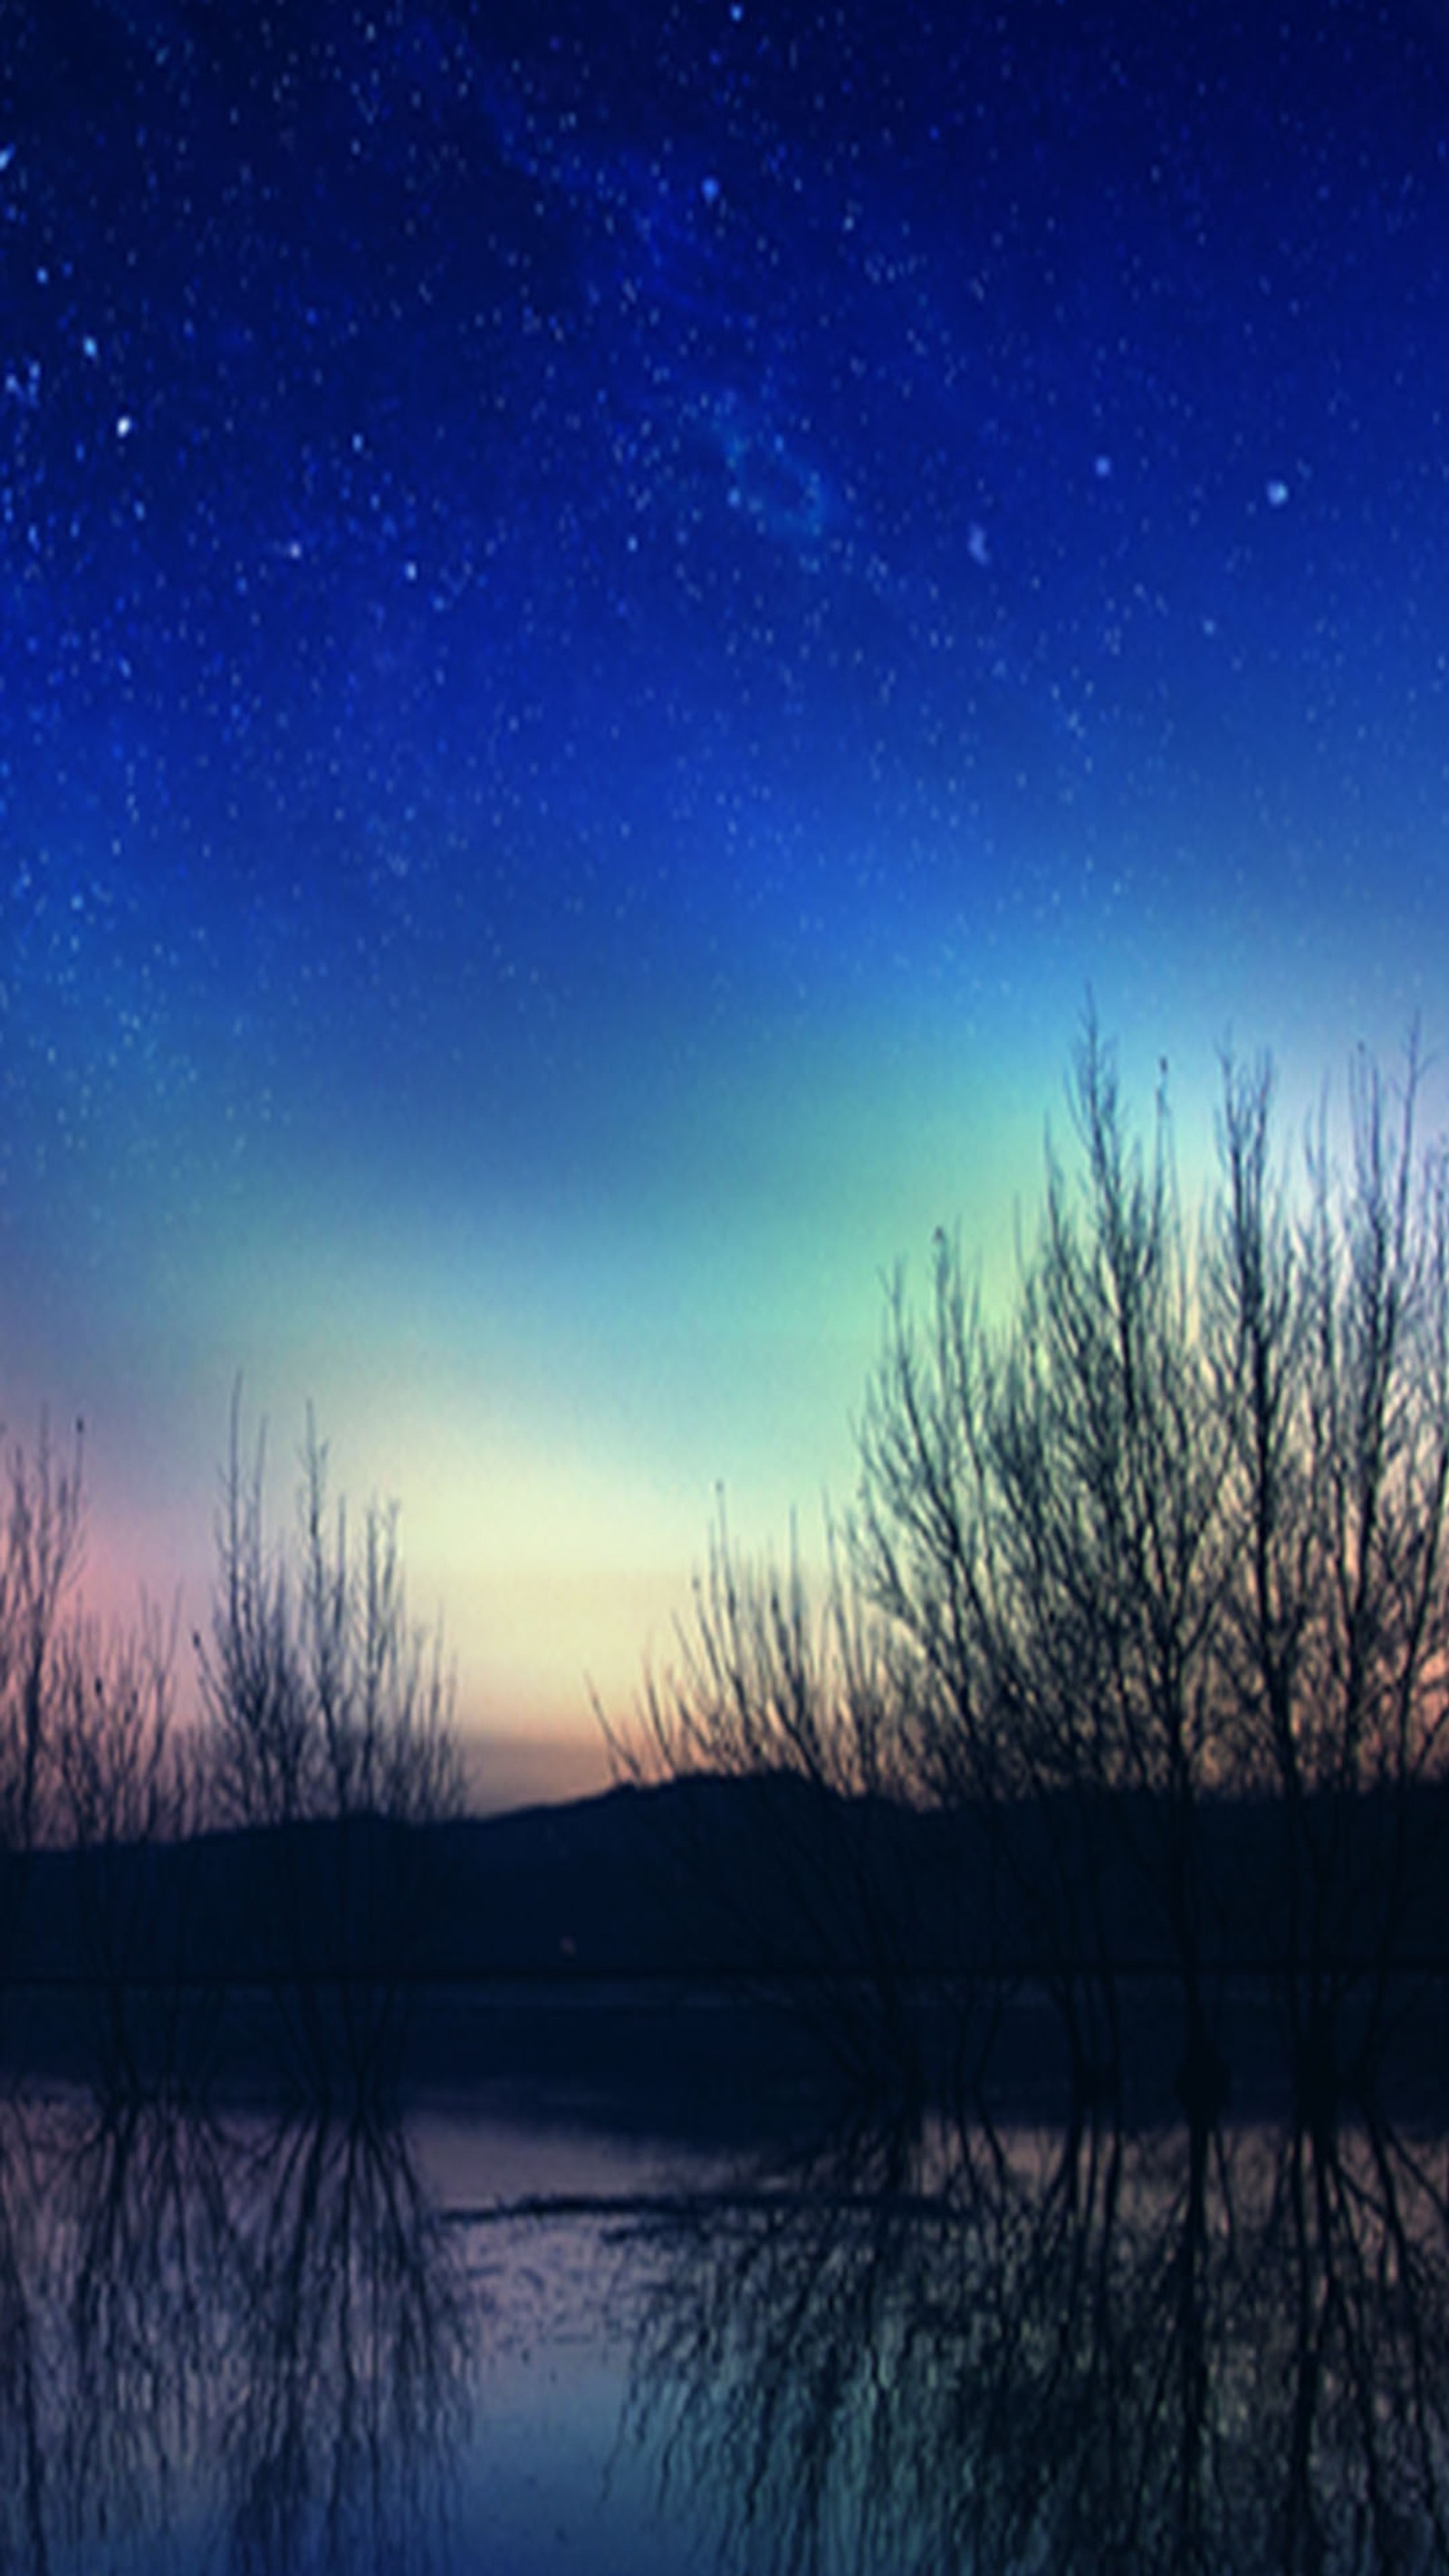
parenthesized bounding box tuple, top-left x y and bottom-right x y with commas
(0, 1394, 459, 2094)
(5, 1020, 1447, 2119)
(613, 1022, 1449, 2121)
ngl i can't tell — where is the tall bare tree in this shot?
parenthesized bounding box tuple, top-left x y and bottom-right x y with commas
(0, 1418, 84, 2023)
(1211, 1040, 1449, 2108)
(621, 1021, 1449, 2121)
(858, 1021, 1449, 2115)
(199, 1396, 461, 2091)
(0, 1418, 84, 1858)
(53, 1597, 199, 2091)
(854, 1024, 1238, 2112)
(202, 1397, 459, 1834)
(606, 1507, 942, 2100)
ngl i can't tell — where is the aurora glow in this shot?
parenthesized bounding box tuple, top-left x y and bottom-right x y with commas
(4, 0, 1447, 1800)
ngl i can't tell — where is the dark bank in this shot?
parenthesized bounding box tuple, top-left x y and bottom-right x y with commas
(4, 1773, 1448, 2127)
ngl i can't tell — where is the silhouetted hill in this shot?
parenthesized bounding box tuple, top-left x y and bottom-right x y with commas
(5, 1771, 1449, 1986)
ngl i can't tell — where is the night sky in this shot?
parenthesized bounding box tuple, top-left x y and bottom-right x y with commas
(5, 0, 1448, 1802)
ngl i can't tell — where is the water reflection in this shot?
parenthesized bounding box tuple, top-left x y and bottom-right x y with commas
(226, 2110, 469, 2573)
(53, 2096, 235, 2566)
(0, 2091, 470, 2573)
(626, 2111, 1449, 2572)
(5, 2073, 1449, 2571)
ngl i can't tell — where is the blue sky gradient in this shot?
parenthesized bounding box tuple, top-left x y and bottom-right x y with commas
(4, 0, 1448, 1797)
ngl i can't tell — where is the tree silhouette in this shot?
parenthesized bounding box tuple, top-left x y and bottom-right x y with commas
(0, 1417, 84, 2033)
(201, 1396, 459, 1838)
(53, 1594, 200, 2092)
(1211, 1040, 1449, 2110)
(604, 1510, 951, 2103)
(860, 1022, 1449, 2110)
(0, 1417, 83, 1857)
(617, 1019, 1449, 2119)
(856, 1022, 1242, 2111)
(198, 1395, 462, 2092)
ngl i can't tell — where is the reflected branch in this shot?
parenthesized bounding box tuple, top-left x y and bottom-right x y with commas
(625, 2109, 1449, 2574)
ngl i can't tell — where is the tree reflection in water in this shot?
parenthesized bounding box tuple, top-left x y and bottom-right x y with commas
(625, 2110, 1449, 2574)
(4, 2077, 1449, 2570)
(0, 2091, 471, 2574)
(226, 2108, 471, 2574)
(55, 2093, 235, 2565)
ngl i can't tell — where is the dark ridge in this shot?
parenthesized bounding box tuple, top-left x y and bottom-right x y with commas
(4, 1772, 1448, 1984)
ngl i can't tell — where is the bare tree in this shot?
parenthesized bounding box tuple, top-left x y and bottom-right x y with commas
(1211, 1039, 1449, 2110)
(0, 1417, 85, 2031)
(202, 1396, 459, 1834)
(198, 1395, 461, 2092)
(857, 1021, 1449, 2117)
(855, 1023, 1237, 2115)
(55, 1598, 187, 1850)
(620, 1021, 1449, 2123)
(53, 1597, 200, 2091)
(0, 1418, 84, 1858)
(604, 1509, 961, 2104)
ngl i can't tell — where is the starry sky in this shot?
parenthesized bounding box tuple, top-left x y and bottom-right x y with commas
(4, 0, 1448, 1806)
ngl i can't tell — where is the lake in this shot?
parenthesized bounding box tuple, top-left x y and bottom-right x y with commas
(5, 2045, 1449, 2574)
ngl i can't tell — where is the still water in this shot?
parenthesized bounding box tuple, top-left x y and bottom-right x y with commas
(5, 2075, 1449, 2572)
